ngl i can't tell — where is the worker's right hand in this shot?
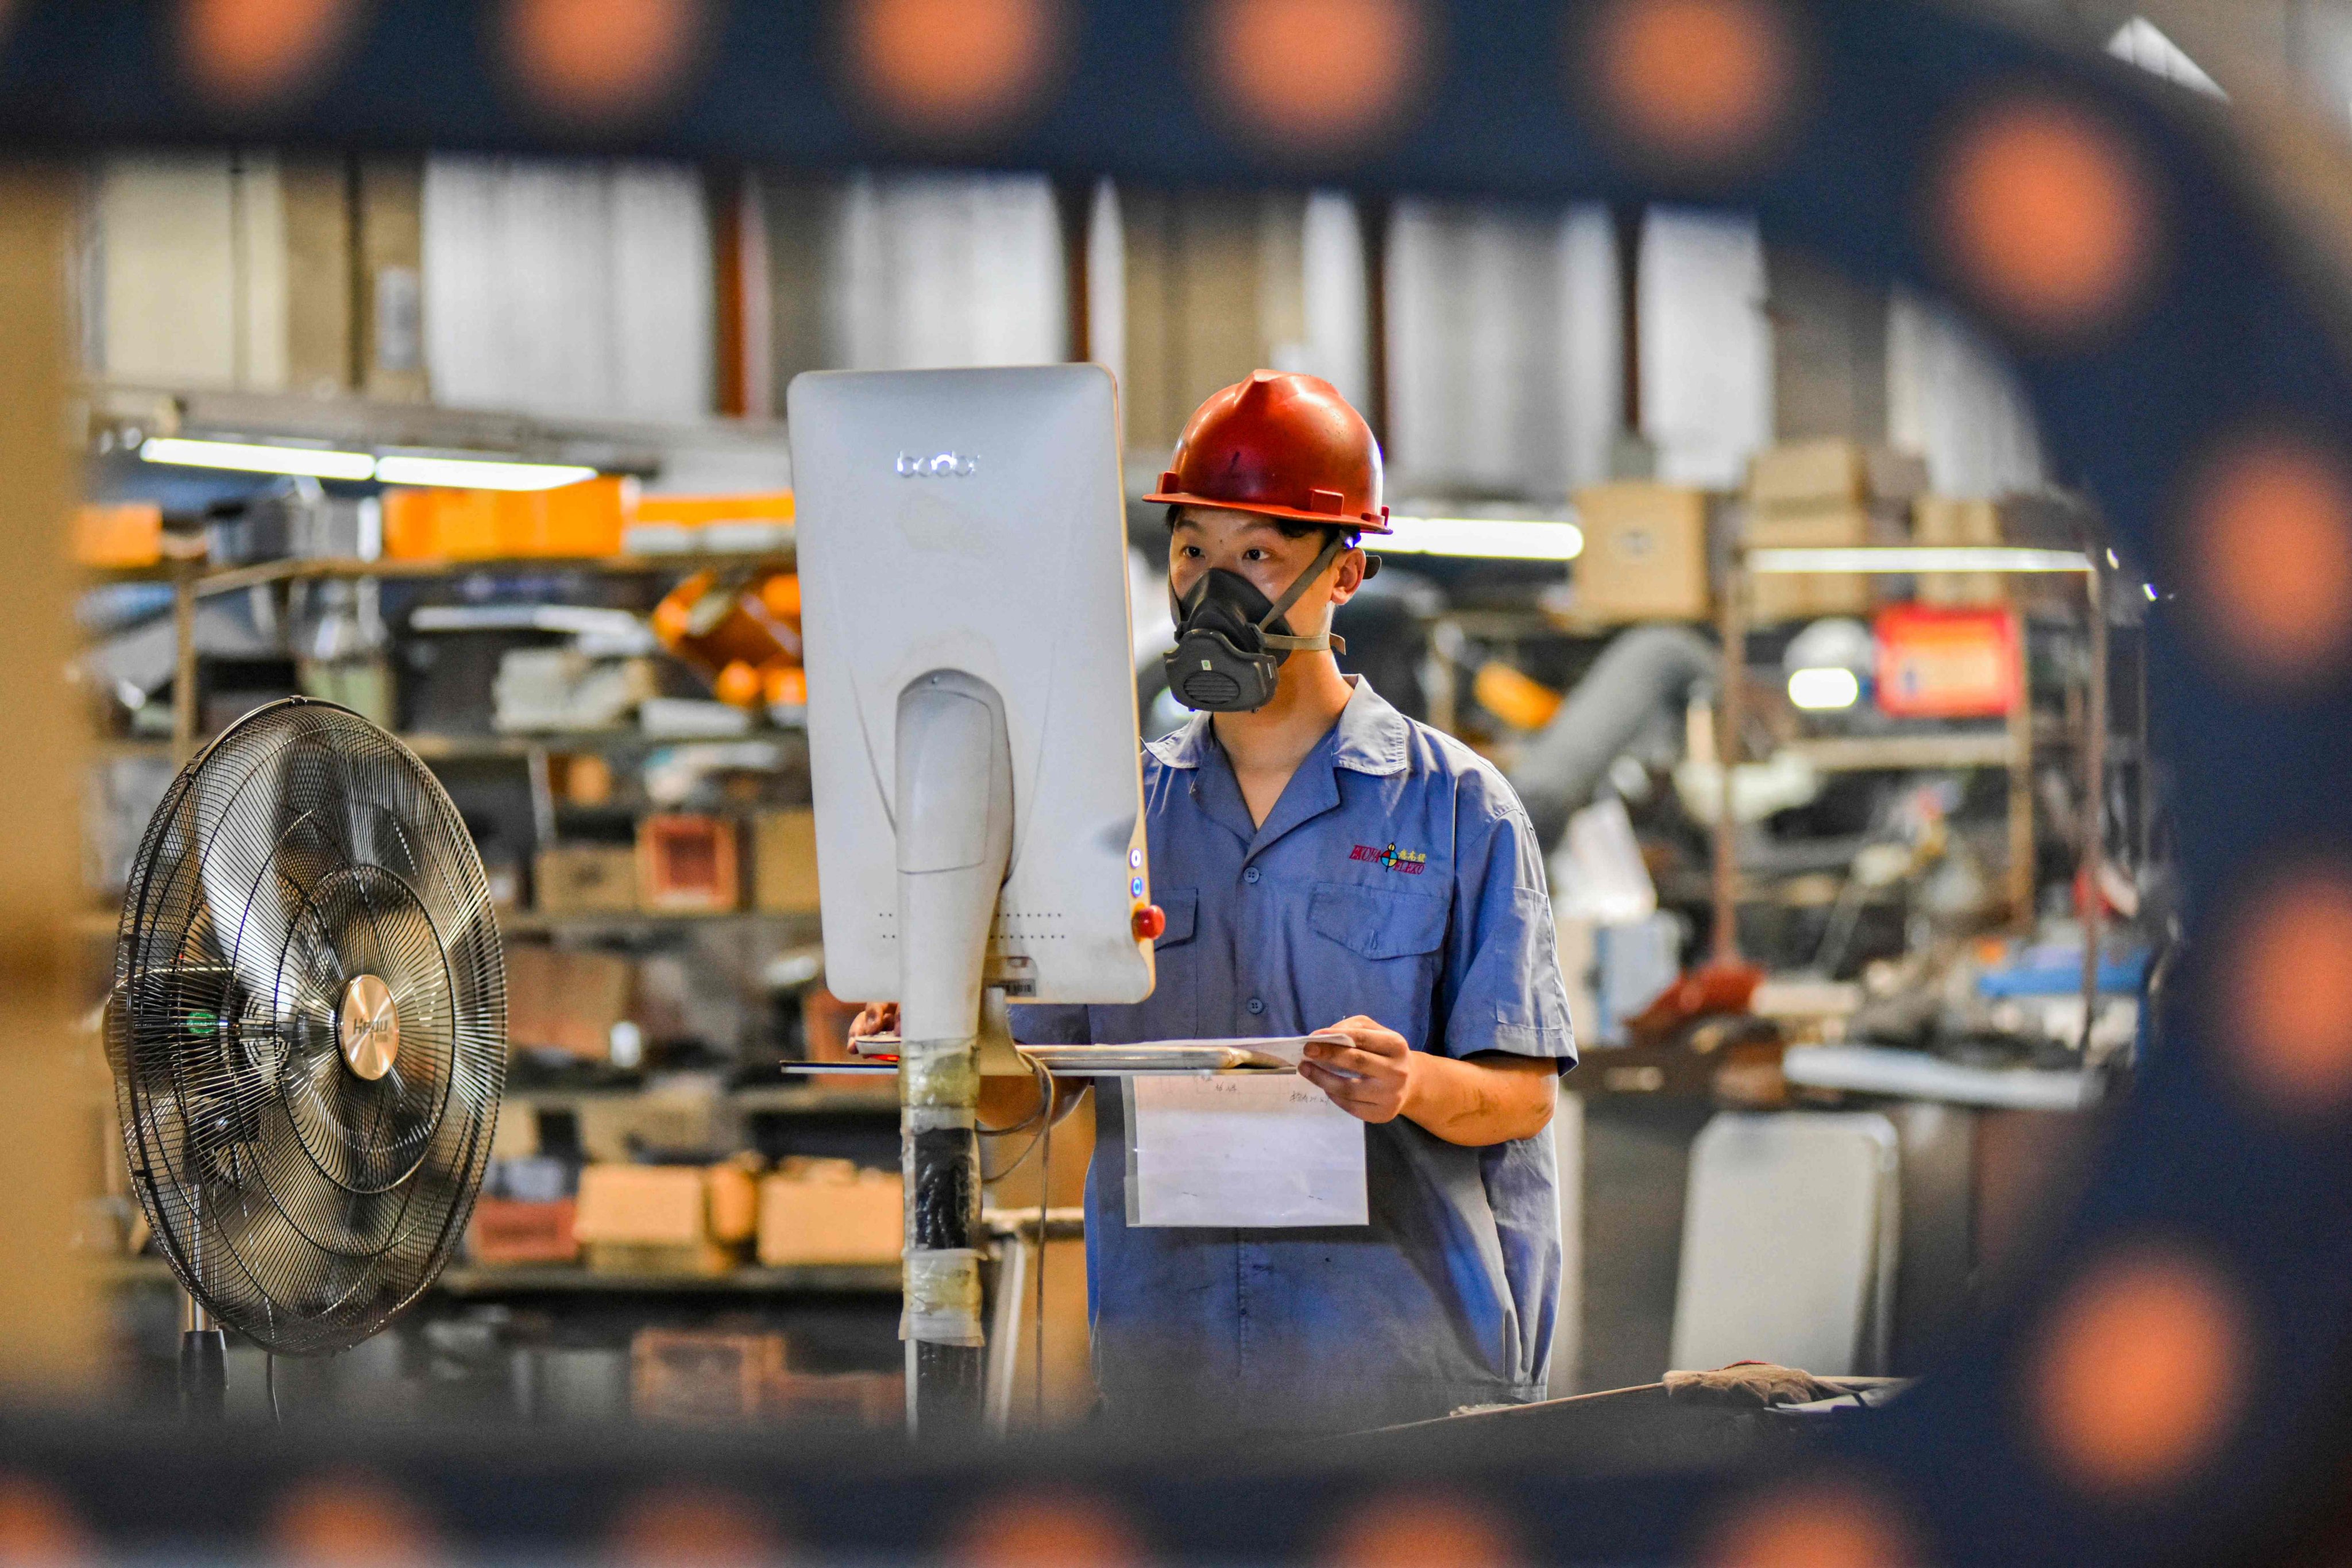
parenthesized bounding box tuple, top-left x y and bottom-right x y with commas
(848, 1001, 899, 1042)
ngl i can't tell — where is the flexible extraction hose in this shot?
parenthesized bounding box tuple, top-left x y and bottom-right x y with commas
(1508, 624, 1719, 851)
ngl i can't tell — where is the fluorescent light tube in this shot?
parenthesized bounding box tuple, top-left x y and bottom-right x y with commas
(138, 437, 602, 492)
(1383, 516, 1585, 561)
(139, 437, 376, 482)
(372, 455, 598, 491)
(1787, 667, 1861, 710)
(1747, 546, 2091, 574)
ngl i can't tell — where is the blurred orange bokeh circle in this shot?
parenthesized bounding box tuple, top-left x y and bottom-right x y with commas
(505, 0, 705, 121)
(1202, 0, 1426, 151)
(2184, 435, 2352, 682)
(1586, 0, 1797, 167)
(1936, 95, 2157, 336)
(180, 0, 359, 106)
(843, 0, 1062, 138)
(2032, 1245, 2248, 1496)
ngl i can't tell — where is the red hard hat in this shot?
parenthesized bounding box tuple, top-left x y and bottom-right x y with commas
(1144, 370, 1391, 535)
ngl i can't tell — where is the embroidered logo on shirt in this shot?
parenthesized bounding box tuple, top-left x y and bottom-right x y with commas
(1350, 842, 1428, 874)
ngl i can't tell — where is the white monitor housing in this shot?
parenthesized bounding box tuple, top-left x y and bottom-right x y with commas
(790, 365, 1155, 1017)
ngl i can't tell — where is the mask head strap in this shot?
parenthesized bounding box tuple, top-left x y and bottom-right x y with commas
(1257, 530, 1352, 655)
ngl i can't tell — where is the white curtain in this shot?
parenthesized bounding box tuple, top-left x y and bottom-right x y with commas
(93, 152, 289, 390)
(1297, 190, 1369, 412)
(832, 172, 1065, 370)
(1887, 287, 2045, 499)
(1562, 206, 1622, 492)
(1388, 200, 1620, 500)
(1640, 207, 1772, 489)
(1088, 177, 1125, 395)
(422, 156, 713, 419)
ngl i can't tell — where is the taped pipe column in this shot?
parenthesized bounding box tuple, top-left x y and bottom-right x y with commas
(893, 671, 1014, 1436)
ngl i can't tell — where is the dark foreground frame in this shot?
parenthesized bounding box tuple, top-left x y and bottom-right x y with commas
(11, 3, 2352, 1562)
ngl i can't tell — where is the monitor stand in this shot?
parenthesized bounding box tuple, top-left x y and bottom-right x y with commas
(893, 670, 1013, 1439)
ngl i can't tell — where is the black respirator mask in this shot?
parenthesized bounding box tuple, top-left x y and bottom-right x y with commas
(1161, 532, 1355, 713)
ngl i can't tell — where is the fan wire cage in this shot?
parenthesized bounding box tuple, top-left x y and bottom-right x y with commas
(108, 699, 507, 1356)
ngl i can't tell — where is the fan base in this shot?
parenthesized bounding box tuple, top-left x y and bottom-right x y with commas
(178, 1329, 226, 1423)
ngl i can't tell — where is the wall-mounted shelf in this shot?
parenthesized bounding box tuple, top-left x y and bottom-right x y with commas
(1783, 733, 2020, 772)
(98, 550, 795, 597)
(102, 728, 805, 764)
(499, 909, 817, 937)
(435, 1263, 898, 1297)
(94, 1256, 899, 1298)
(503, 1083, 895, 1115)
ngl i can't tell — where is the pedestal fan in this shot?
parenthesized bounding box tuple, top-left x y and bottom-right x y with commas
(106, 698, 506, 1415)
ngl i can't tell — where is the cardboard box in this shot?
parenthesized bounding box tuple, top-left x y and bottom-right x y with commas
(1866, 447, 1931, 506)
(585, 1239, 735, 1276)
(631, 1329, 787, 1426)
(757, 1161, 903, 1266)
(1570, 483, 1711, 623)
(574, 1163, 737, 1275)
(574, 1163, 708, 1247)
(1750, 439, 1866, 512)
(574, 1090, 721, 1162)
(468, 1198, 578, 1265)
(768, 1370, 903, 1428)
(534, 843, 638, 914)
(638, 814, 740, 913)
(753, 810, 821, 915)
(708, 1160, 760, 1245)
(1746, 504, 1872, 624)
(505, 943, 634, 1059)
(1913, 495, 2007, 605)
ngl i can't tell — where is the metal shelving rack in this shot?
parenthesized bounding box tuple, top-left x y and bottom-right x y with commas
(1713, 542, 2112, 1033)
(90, 540, 894, 1308)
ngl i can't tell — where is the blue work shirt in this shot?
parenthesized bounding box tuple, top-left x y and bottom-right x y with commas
(1013, 678, 1577, 1435)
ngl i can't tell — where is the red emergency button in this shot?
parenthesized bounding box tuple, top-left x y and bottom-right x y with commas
(1132, 905, 1166, 943)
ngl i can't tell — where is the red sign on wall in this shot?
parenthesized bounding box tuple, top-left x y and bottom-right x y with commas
(1874, 605, 2020, 719)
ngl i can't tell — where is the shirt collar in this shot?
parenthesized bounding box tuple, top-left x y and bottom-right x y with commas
(1145, 677, 1409, 777)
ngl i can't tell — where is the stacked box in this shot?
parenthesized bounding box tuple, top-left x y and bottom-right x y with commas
(573, 1163, 735, 1275)
(631, 1330, 787, 1426)
(1570, 483, 1711, 623)
(1747, 507, 1873, 623)
(629, 1330, 901, 1428)
(505, 944, 634, 1059)
(1745, 439, 1924, 624)
(534, 843, 638, 914)
(752, 810, 821, 914)
(757, 1160, 903, 1266)
(1913, 495, 2007, 605)
(638, 814, 741, 913)
(468, 1198, 578, 1265)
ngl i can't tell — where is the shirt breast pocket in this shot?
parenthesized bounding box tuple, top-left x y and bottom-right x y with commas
(1304, 880, 1450, 1047)
(1137, 886, 1199, 1037)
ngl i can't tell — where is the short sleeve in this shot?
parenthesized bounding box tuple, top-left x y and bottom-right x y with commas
(1009, 1003, 1090, 1045)
(1435, 774, 1576, 1066)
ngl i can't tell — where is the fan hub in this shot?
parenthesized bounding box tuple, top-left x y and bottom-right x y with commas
(338, 974, 401, 1081)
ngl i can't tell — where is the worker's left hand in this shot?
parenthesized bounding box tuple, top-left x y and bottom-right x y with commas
(1300, 1017, 1416, 1123)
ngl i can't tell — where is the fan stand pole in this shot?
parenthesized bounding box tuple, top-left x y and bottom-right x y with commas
(179, 1291, 227, 1423)
(893, 672, 1015, 1440)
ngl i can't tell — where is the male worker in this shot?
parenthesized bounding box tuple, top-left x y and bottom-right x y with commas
(859, 371, 1574, 1434)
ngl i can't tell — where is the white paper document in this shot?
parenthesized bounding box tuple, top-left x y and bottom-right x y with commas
(1125, 1073, 1369, 1228)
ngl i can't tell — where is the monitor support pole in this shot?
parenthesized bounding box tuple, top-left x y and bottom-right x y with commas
(893, 670, 1014, 1439)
